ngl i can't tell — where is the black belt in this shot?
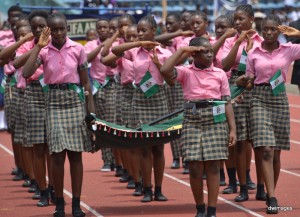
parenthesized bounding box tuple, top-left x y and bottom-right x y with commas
(231, 70, 245, 77)
(255, 83, 271, 86)
(49, 83, 77, 90)
(185, 100, 215, 109)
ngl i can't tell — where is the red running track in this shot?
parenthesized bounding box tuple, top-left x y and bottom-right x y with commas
(0, 94, 299, 217)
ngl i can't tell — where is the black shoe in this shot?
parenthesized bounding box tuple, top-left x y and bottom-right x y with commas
(182, 162, 189, 174)
(11, 168, 18, 175)
(195, 211, 206, 217)
(220, 180, 226, 186)
(141, 187, 153, 202)
(266, 197, 279, 214)
(115, 166, 123, 177)
(127, 178, 135, 189)
(247, 180, 256, 190)
(206, 215, 216, 217)
(256, 191, 267, 201)
(119, 171, 129, 183)
(32, 188, 41, 200)
(234, 194, 249, 202)
(154, 192, 168, 201)
(222, 185, 237, 194)
(37, 189, 49, 207)
(22, 179, 31, 187)
(13, 171, 24, 181)
(100, 163, 112, 172)
(133, 182, 143, 196)
(171, 158, 180, 169)
(72, 208, 86, 217)
(28, 182, 37, 193)
(53, 210, 65, 217)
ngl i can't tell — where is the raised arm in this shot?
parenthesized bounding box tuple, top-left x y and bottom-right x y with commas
(155, 29, 194, 44)
(212, 28, 236, 56)
(160, 46, 203, 86)
(23, 28, 51, 78)
(0, 32, 33, 60)
(101, 30, 119, 57)
(279, 25, 300, 38)
(100, 53, 119, 66)
(222, 29, 255, 72)
(111, 41, 159, 57)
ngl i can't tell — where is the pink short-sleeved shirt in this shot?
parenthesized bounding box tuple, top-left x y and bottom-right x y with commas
(123, 45, 172, 85)
(117, 58, 134, 84)
(38, 37, 87, 84)
(84, 39, 107, 83)
(222, 33, 263, 73)
(246, 42, 300, 84)
(0, 30, 14, 47)
(16, 39, 44, 81)
(175, 63, 230, 101)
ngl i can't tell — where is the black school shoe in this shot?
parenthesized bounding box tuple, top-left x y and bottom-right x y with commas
(141, 187, 153, 202)
(37, 189, 49, 207)
(222, 185, 237, 194)
(266, 197, 279, 214)
(171, 158, 180, 169)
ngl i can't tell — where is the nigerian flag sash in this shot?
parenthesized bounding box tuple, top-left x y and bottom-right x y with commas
(139, 71, 160, 98)
(213, 101, 226, 123)
(69, 84, 85, 102)
(237, 48, 247, 72)
(92, 80, 101, 95)
(9, 73, 17, 87)
(0, 75, 7, 94)
(38, 74, 49, 92)
(101, 76, 110, 88)
(270, 69, 285, 96)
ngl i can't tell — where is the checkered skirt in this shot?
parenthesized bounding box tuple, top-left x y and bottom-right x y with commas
(13, 88, 27, 146)
(120, 84, 134, 128)
(24, 81, 47, 145)
(4, 76, 16, 131)
(94, 83, 117, 123)
(250, 86, 290, 150)
(45, 88, 91, 154)
(131, 86, 168, 129)
(182, 105, 229, 161)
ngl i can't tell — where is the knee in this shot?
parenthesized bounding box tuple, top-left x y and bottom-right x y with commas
(262, 147, 273, 161)
(235, 142, 244, 154)
(140, 148, 150, 158)
(68, 152, 82, 164)
(152, 145, 164, 158)
(189, 162, 201, 179)
(34, 145, 46, 158)
(206, 161, 219, 175)
(273, 152, 281, 165)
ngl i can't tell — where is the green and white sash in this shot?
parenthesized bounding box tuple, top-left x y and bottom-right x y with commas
(139, 71, 160, 98)
(38, 74, 49, 92)
(0, 75, 7, 94)
(213, 101, 227, 123)
(69, 84, 85, 102)
(101, 76, 111, 88)
(92, 80, 101, 95)
(270, 69, 285, 96)
(9, 73, 17, 87)
(237, 48, 247, 72)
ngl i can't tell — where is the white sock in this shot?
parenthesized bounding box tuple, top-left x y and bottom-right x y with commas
(0, 110, 8, 130)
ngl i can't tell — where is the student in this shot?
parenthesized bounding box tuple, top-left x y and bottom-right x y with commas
(222, 4, 264, 202)
(160, 36, 236, 217)
(112, 15, 172, 203)
(22, 12, 95, 217)
(85, 28, 98, 41)
(237, 15, 300, 214)
(212, 14, 236, 187)
(180, 11, 193, 31)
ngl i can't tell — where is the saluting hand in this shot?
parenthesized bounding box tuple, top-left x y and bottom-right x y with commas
(22, 32, 34, 43)
(37, 27, 51, 48)
(181, 30, 195, 37)
(140, 41, 160, 50)
(182, 46, 205, 55)
(237, 29, 256, 43)
(278, 25, 300, 37)
(151, 48, 162, 69)
(223, 28, 237, 38)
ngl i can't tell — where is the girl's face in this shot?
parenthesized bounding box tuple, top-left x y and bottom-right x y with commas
(191, 15, 208, 37)
(109, 20, 118, 37)
(215, 18, 232, 39)
(125, 26, 138, 42)
(118, 17, 132, 39)
(18, 26, 31, 41)
(10, 17, 19, 39)
(16, 19, 30, 32)
(137, 20, 155, 41)
(234, 10, 254, 33)
(86, 30, 98, 41)
(193, 41, 214, 69)
(96, 20, 109, 41)
(261, 20, 280, 44)
(180, 12, 192, 31)
(166, 15, 180, 33)
(30, 16, 47, 40)
(48, 18, 67, 47)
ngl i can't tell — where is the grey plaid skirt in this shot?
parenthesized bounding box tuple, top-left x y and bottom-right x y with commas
(94, 82, 117, 123)
(131, 86, 168, 129)
(182, 105, 229, 161)
(164, 82, 184, 112)
(24, 81, 47, 145)
(45, 88, 91, 154)
(13, 88, 27, 146)
(120, 84, 134, 128)
(250, 85, 290, 150)
(4, 76, 16, 131)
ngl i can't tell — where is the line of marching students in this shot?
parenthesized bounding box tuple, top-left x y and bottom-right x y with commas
(0, 3, 298, 217)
